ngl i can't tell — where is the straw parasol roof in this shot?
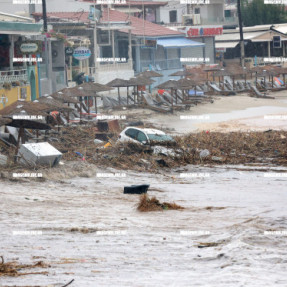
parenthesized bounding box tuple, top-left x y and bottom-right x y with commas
(203, 66, 221, 72)
(78, 82, 114, 93)
(129, 76, 155, 86)
(169, 70, 197, 77)
(214, 69, 235, 77)
(0, 117, 12, 126)
(176, 78, 196, 89)
(156, 80, 178, 89)
(256, 69, 277, 77)
(137, 71, 163, 78)
(107, 78, 130, 87)
(38, 95, 73, 111)
(51, 91, 79, 104)
(0, 100, 50, 117)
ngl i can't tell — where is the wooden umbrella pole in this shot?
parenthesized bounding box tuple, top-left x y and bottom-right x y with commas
(171, 88, 174, 113)
(95, 94, 97, 114)
(118, 87, 120, 107)
(127, 86, 129, 106)
(80, 101, 82, 124)
(15, 126, 23, 161)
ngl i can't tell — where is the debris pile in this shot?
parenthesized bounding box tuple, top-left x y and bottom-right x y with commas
(137, 194, 184, 212)
(1, 127, 287, 175)
(0, 256, 49, 277)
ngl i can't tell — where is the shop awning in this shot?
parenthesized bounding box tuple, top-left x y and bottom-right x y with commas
(215, 42, 239, 49)
(157, 37, 205, 48)
(0, 22, 42, 35)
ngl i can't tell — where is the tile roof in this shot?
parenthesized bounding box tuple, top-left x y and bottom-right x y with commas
(101, 9, 183, 37)
(33, 9, 183, 37)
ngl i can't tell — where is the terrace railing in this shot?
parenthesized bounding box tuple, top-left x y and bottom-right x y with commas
(140, 58, 182, 71)
(0, 69, 28, 84)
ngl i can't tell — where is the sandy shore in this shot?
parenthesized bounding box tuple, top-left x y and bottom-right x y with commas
(111, 91, 287, 134)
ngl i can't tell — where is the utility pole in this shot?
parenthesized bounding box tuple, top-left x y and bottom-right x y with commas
(237, 0, 245, 67)
(42, 0, 48, 32)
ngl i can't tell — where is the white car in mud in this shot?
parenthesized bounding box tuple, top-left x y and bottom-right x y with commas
(118, 127, 177, 156)
(118, 127, 174, 145)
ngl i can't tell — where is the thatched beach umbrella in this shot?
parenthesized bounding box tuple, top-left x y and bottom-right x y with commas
(51, 91, 79, 104)
(169, 70, 196, 78)
(38, 95, 73, 125)
(107, 78, 130, 107)
(214, 69, 233, 89)
(156, 80, 178, 111)
(6, 117, 51, 157)
(203, 66, 221, 81)
(128, 76, 155, 103)
(0, 117, 12, 127)
(0, 100, 50, 118)
(136, 72, 160, 93)
(78, 82, 114, 113)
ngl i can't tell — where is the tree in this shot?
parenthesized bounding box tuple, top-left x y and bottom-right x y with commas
(241, 0, 287, 26)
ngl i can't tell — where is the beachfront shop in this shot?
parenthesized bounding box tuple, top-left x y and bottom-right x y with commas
(178, 25, 223, 65)
(0, 21, 43, 110)
(133, 36, 205, 87)
(215, 26, 287, 67)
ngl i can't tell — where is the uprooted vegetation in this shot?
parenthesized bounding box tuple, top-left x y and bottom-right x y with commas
(137, 194, 184, 212)
(0, 256, 49, 277)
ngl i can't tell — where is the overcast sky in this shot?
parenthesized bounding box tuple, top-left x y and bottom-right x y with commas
(0, 0, 90, 15)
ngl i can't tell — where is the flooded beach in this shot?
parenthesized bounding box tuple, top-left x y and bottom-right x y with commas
(1, 164, 287, 286)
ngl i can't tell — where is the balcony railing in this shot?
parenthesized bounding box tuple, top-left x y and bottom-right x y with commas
(0, 69, 28, 84)
(200, 16, 238, 25)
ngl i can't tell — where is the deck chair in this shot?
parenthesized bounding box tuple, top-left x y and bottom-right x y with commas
(156, 64, 162, 71)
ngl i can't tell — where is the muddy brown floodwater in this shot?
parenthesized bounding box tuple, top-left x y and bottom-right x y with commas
(0, 165, 287, 286)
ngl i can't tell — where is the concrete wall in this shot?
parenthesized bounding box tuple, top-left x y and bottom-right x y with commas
(158, 1, 187, 24)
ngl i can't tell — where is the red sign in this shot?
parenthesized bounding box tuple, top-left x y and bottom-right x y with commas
(183, 26, 223, 38)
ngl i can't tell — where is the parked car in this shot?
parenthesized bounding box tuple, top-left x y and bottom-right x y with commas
(118, 127, 174, 145)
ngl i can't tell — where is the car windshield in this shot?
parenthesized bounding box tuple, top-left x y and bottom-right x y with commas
(147, 134, 174, 142)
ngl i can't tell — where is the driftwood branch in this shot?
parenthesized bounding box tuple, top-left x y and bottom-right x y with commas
(62, 279, 75, 287)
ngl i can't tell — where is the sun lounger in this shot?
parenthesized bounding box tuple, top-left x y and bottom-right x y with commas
(250, 85, 274, 99)
(188, 89, 204, 96)
(142, 93, 172, 113)
(156, 93, 172, 106)
(208, 82, 221, 92)
(208, 82, 236, 96)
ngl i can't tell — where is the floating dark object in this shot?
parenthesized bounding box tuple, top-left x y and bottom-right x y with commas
(124, 184, 150, 194)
